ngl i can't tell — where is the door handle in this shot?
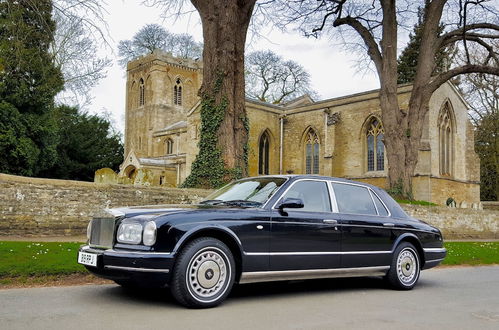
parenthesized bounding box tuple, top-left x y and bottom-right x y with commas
(383, 223, 395, 227)
(323, 219, 338, 224)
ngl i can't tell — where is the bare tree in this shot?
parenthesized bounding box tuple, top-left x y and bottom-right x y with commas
(246, 50, 317, 104)
(267, 0, 499, 197)
(52, 10, 111, 108)
(117, 24, 202, 67)
(456, 42, 499, 200)
(145, 0, 257, 188)
(15, 0, 112, 108)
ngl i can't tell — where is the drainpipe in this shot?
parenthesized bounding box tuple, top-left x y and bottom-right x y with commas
(279, 115, 285, 174)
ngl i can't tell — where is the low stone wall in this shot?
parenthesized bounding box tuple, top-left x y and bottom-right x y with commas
(402, 204, 498, 240)
(0, 173, 497, 239)
(0, 173, 210, 237)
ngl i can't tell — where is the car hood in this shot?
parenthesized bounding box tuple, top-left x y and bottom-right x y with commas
(109, 204, 245, 219)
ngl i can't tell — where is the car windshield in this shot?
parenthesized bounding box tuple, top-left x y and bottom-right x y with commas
(200, 177, 287, 206)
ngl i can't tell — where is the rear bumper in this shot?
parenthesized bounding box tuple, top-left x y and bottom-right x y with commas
(78, 245, 175, 285)
(422, 247, 447, 270)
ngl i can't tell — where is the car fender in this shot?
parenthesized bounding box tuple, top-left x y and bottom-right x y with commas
(171, 223, 244, 256)
(391, 232, 425, 262)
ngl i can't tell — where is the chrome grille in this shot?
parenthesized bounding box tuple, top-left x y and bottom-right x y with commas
(89, 217, 115, 248)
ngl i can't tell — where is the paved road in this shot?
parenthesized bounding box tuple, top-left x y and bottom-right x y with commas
(1, 266, 498, 330)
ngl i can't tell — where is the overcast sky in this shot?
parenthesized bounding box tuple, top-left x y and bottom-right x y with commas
(89, 1, 380, 134)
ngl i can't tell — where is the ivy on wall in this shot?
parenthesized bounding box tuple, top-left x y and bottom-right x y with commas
(182, 73, 248, 188)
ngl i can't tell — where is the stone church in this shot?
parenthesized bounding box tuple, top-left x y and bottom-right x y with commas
(118, 50, 480, 206)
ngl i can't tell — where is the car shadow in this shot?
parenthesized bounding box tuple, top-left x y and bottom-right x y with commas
(98, 276, 390, 307)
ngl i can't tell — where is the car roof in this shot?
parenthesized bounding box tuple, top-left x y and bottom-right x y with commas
(243, 174, 378, 188)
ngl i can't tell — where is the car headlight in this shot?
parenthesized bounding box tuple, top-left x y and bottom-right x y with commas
(142, 221, 157, 246)
(117, 222, 143, 244)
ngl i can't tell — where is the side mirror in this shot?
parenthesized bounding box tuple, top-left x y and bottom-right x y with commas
(278, 198, 304, 213)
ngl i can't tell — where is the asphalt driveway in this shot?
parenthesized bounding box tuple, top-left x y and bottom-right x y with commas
(1, 266, 498, 330)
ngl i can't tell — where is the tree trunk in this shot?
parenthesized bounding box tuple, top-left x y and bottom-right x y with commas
(184, 0, 256, 188)
(379, 0, 445, 198)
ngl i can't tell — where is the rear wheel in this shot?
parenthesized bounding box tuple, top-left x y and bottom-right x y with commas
(385, 242, 420, 290)
(170, 237, 235, 308)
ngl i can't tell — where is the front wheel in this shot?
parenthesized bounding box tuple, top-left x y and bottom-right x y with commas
(385, 242, 420, 290)
(170, 237, 235, 308)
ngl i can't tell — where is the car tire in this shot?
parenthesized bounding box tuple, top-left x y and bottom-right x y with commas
(385, 242, 420, 290)
(170, 237, 235, 308)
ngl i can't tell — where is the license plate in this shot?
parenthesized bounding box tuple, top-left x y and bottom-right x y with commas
(78, 251, 97, 267)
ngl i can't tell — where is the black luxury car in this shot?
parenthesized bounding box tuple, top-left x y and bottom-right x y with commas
(78, 175, 446, 308)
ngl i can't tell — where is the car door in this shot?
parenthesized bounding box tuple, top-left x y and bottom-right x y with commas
(331, 182, 394, 268)
(270, 179, 342, 271)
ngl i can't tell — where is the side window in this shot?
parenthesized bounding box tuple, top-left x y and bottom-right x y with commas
(371, 191, 389, 216)
(280, 181, 331, 212)
(332, 183, 377, 215)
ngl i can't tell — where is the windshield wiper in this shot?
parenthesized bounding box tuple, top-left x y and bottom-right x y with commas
(218, 200, 263, 207)
(199, 199, 224, 205)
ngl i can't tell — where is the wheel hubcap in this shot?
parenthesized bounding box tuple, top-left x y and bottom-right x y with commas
(396, 248, 418, 285)
(187, 249, 228, 300)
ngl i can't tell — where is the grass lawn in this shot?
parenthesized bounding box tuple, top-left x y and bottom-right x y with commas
(0, 241, 85, 277)
(442, 241, 499, 265)
(0, 241, 497, 285)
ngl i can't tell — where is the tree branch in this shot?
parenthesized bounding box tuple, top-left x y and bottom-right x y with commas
(428, 65, 499, 94)
(333, 16, 382, 72)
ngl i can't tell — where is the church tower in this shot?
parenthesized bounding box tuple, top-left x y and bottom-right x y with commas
(120, 50, 202, 185)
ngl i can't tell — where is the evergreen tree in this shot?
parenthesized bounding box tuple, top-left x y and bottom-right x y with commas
(397, 9, 452, 84)
(0, 0, 64, 176)
(40, 106, 123, 181)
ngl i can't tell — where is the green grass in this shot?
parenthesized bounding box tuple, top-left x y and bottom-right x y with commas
(396, 199, 438, 206)
(442, 242, 499, 265)
(0, 241, 86, 277)
(0, 241, 497, 279)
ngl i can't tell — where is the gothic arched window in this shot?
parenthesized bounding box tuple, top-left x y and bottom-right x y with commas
(174, 78, 182, 106)
(366, 118, 385, 171)
(438, 102, 454, 176)
(139, 78, 145, 106)
(304, 129, 320, 174)
(166, 138, 174, 155)
(258, 131, 270, 175)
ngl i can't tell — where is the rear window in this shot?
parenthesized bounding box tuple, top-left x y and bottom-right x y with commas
(332, 183, 377, 215)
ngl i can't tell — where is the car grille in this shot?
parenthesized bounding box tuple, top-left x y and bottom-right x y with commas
(89, 217, 116, 248)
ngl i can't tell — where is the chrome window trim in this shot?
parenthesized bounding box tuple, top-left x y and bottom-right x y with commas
(104, 265, 170, 273)
(369, 188, 392, 217)
(327, 181, 339, 213)
(368, 189, 380, 215)
(271, 178, 333, 212)
(244, 250, 391, 256)
(239, 266, 390, 284)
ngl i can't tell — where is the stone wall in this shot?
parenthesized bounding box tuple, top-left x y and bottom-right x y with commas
(402, 204, 498, 239)
(0, 174, 210, 237)
(0, 173, 496, 239)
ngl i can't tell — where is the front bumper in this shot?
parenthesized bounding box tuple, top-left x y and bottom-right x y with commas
(422, 247, 447, 270)
(78, 245, 175, 285)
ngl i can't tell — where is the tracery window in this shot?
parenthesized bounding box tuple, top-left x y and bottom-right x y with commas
(173, 78, 182, 106)
(366, 118, 385, 171)
(139, 78, 145, 106)
(304, 129, 320, 174)
(438, 103, 454, 176)
(258, 131, 270, 175)
(166, 138, 174, 155)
